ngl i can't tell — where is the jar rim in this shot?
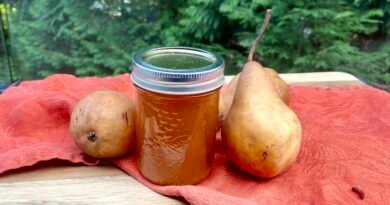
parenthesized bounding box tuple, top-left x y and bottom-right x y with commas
(131, 47, 225, 95)
(135, 47, 221, 73)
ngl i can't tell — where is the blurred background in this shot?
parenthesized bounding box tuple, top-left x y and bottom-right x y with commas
(0, 0, 389, 88)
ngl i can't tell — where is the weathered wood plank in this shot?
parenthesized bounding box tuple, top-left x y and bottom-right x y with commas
(225, 71, 364, 86)
(0, 175, 184, 205)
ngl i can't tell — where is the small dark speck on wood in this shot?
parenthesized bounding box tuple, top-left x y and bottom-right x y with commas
(352, 186, 365, 200)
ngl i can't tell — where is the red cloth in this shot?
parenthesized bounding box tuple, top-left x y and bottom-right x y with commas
(1, 74, 389, 204)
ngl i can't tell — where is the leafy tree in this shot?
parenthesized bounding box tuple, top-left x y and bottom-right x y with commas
(3, 0, 390, 84)
(8, 0, 176, 79)
(174, 0, 390, 83)
(0, 3, 15, 82)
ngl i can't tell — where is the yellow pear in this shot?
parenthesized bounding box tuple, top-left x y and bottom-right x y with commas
(221, 9, 301, 178)
(222, 62, 301, 178)
(219, 68, 289, 122)
(70, 91, 136, 158)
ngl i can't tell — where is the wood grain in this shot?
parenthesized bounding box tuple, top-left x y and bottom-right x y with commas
(225, 71, 365, 86)
(0, 175, 184, 205)
(0, 164, 124, 183)
(0, 72, 363, 205)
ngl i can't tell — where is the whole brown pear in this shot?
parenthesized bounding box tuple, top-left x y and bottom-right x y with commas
(264, 68, 289, 103)
(222, 62, 301, 178)
(70, 90, 136, 158)
(219, 68, 289, 122)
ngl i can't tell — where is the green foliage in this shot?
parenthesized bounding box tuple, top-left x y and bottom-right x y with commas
(174, 0, 390, 83)
(0, 3, 15, 82)
(3, 0, 390, 84)
(0, 29, 9, 82)
(8, 0, 170, 78)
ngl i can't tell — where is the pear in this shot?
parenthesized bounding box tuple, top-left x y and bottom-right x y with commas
(264, 68, 289, 103)
(221, 9, 301, 178)
(70, 91, 136, 158)
(219, 68, 289, 122)
(222, 62, 301, 178)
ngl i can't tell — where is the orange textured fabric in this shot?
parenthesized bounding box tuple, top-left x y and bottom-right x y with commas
(1, 74, 389, 204)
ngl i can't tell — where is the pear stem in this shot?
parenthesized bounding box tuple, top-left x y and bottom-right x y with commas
(247, 9, 272, 62)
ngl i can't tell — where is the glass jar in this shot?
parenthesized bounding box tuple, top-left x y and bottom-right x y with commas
(131, 47, 224, 185)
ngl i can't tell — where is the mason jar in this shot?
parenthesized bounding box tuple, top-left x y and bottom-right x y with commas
(131, 47, 224, 185)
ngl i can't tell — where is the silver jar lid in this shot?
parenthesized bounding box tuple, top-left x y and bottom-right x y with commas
(131, 47, 225, 95)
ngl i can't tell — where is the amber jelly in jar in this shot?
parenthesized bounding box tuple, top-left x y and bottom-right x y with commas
(131, 47, 224, 185)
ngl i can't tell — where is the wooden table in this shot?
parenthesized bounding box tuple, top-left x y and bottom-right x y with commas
(0, 72, 365, 204)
